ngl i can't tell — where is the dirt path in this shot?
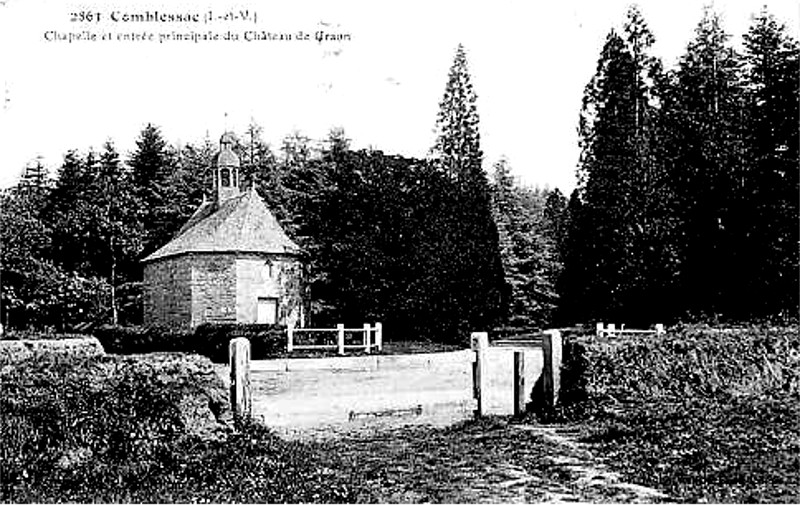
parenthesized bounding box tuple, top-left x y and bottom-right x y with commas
(512, 425, 671, 503)
(298, 419, 672, 503)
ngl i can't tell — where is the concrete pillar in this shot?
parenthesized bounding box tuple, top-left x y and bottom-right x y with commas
(471, 332, 489, 418)
(337, 323, 345, 355)
(514, 350, 526, 417)
(375, 322, 383, 351)
(229, 337, 251, 424)
(542, 329, 562, 409)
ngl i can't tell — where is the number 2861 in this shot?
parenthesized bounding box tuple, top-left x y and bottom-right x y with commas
(70, 11, 101, 22)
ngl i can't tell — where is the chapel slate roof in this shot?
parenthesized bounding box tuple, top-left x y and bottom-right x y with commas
(142, 185, 300, 263)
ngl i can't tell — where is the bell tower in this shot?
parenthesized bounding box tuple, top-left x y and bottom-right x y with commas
(216, 132, 241, 204)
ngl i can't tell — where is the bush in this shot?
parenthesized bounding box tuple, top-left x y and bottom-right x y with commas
(546, 325, 800, 421)
(194, 323, 286, 362)
(92, 323, 287, 362)
(93, 324, 193, 355)
(0, 352, 369, 503)
(0, 330, 89, 341)
(1, 354, 191, 499)
(0, 337, 104, 364)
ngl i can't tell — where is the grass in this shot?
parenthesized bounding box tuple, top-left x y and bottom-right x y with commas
(578, 394, 800, 503)
(314, 417, 648, 503)
(0, 353, 367, 503)
(540, 324, 800, 503)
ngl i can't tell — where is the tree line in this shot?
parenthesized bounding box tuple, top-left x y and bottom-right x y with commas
(1, 6, 797, 340)
(560, 6, 798, 325)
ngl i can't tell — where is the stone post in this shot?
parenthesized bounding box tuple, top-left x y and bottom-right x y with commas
(471, 332, 489, 418)
(363, 323, 371, 353)
(375, 322, 383, 351)
(229, 337, 251, 424)
(337, 323, 345, 355)
(514, 350, 526, 417)
(542, 329, 562, 409)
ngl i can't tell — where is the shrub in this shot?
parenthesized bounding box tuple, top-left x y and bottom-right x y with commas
(194, 323, 286, 362)
(0, 330, 89, 341)
(0, 353, 368, 503)
(549, 325, 800, 421)
(0, 337, 104, 364)
(1, 354, 190, 499)
(93, 324, 193, 355)
(92, 324, 287, 362)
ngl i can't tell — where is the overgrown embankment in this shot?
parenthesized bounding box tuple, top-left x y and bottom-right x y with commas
(0, 347, 370, 503)
(552, 325, 800, 503)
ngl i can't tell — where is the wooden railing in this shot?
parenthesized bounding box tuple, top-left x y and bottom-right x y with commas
(287, 323, 383, 355)
(596, 322, 665, 337)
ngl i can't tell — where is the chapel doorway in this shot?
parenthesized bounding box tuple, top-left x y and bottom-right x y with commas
(257, 297, 278, 324)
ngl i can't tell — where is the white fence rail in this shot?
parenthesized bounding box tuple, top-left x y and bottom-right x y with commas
(596, 322, 665, 337)
(287, 323, 383, 355)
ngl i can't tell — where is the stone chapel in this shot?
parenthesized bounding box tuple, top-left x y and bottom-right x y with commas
(142, 132, 304, 329)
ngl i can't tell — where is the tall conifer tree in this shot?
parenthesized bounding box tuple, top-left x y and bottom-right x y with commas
(431, 44, 506, 339)
(742, 9, 800, 316)
(567, 6, 674, 324)
(129, 124, 177, 256)
(668, 8, 748, 317)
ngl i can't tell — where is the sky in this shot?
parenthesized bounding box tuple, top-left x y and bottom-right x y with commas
(0, 0, 797, 193)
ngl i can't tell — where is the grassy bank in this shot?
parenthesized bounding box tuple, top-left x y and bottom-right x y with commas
(0, 352, 370, 503)
(551, 325, 800, 503)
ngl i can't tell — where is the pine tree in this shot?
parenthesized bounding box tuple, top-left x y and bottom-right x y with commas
(91, 141, 143, 324)
(129, 124, 178, 256)
(668, 7, 749, 318)
(543, 189, 568, 254)
(433, 44, 484, 186)
(491, 160, 561, 327)
(45, 150, 98, 275)
(17, 157, 49, 196)
(491, 158, 517, 274)
(565, 6, 676, 324)
(742, 9, 800, 316)
(556, 190, 588, 324)
(431, 44, 506, 340)
(240, 122, 285, 221)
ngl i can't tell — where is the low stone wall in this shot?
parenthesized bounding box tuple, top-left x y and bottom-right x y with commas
(0, 337, 105, 364)
(219, 347, 544, 437)
(248, 349, 475, 372)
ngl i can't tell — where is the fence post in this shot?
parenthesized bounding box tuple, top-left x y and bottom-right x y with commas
(287, 327, 294, 352)
(229, 337, 251, 425)
(596, 322, 604, 337)
(375, 322, 383, 351)
(471, 332, 489, 418)
(542, 329, 562, 409)
(514, 350, 525, 417)
(655, 323, 665, 336)
(337, 324, 345, 355)
(363, 323, 371, 353)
